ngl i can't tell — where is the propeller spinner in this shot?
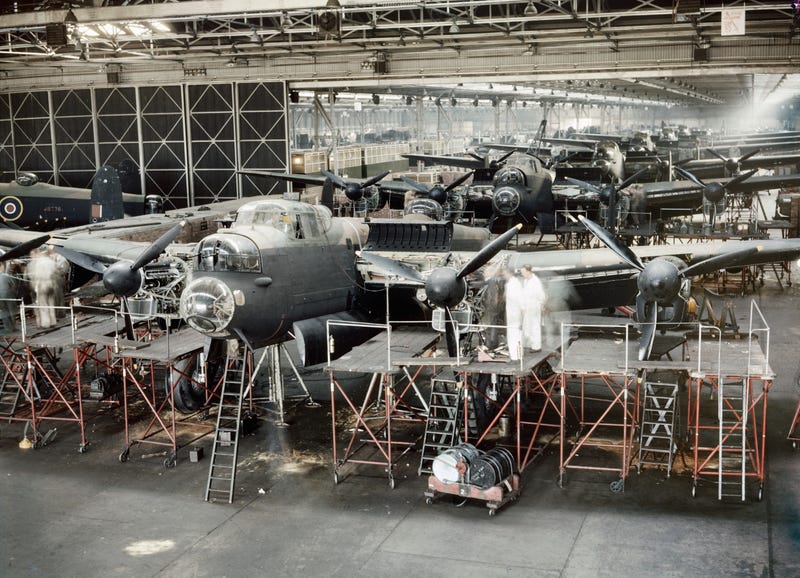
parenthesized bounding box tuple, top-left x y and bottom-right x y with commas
(400, 171, 473, 206)
(673, 166, 757, 228)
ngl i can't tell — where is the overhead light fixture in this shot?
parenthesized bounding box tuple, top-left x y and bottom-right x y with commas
(524, 1, 538, 15)
(226, 57, 236, 67)
(449, 20, 460, 34)
(249, 28, 260, 42)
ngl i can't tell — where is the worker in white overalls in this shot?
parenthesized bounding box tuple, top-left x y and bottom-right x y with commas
(520, 264, 546, 352)
(503, 268, 524, 361)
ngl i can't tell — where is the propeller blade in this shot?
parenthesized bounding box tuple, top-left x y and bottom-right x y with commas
(356, 251, 425, 284)
(443, 171, 474, 194)
(737, 149, 760, 164)
(708, 203, 717, 229)
(399, 175, 430, 194)
(722, 169, 758, 190)
(468, 152, 485, 163)
(496, 149, 515, 165)
(0, 234, 52, 262)
(320, 169, 348, 189)
(457, 223, 521, 279)
(638, 297, 658, 362)
(443, 307, 458, 357)
(361, 170, 390, 189)
(705, 148, 728, 162)
(131, 222, 184, 272)
(682, 245, 762, 278)
(578, 216, 645, 271)
(617, 167, 649, 192)
(54, 246, 108, 275)
(565, 177, 603, 196)
(121, 297, 135, 341)
(673, 166, 707, 189)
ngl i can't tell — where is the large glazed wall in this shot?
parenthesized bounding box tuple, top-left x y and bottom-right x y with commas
(0, 81, 288, 210)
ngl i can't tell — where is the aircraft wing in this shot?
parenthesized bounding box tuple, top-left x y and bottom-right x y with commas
(403, 153, 485, 170)
(719, 173, 800, 193)
(240, 170, 328, 187)
(358, 237, 800, 311)
(542, 137, 596, 151)
(680, 153, 800, 172)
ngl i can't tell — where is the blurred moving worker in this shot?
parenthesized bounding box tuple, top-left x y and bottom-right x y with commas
(520, 264, 546, 352)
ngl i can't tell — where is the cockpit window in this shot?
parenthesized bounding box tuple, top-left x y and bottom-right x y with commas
(235, 201, 332, 238)
(197, 235, 260, 272)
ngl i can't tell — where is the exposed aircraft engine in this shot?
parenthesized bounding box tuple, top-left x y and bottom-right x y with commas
(132, 257, 190, 319)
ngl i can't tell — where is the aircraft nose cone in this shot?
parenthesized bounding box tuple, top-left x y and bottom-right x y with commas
(593, 159, 610, 173)
(492, 186, 521, 216)
(180, 277, 236, 335)
(345, 184, 363, 201)
(705, 184, 725, 203)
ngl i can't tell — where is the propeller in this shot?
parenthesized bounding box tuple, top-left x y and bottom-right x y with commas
(468, 149, 515, 170)
(57, 222, 183, 299)
(673, 166, 757, 228)
(0, 234, 52, 262)
(579, 215, 762, 361)
(359, 223, 522, 356)
(706, 148, 760, 176)
(565, 167, 649, 230)
(320, 169, 389, 202)
(400, 171, 473, 206)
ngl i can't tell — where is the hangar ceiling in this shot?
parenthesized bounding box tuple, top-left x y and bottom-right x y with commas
(0, 0, 798, 108)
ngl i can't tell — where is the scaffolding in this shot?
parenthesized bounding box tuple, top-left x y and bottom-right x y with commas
(328, 322, 438, 488)
(0, 303, 129, 451)
(116, 326, 214, 468)
(788, 400, 800, 450)
(687, 301, 772, 501)
(557, 323, 639, 493)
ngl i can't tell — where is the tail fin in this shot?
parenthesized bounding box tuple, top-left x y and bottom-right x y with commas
(90, 166, 124, 222)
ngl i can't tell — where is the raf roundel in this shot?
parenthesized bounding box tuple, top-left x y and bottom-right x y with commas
(0, 196, 23, 221)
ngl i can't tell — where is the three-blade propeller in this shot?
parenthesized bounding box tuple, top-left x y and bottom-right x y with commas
(706, 148, 760, 176)
(321, 169, 389, 202)
(579, 215, 761, 361)
(673, 166, 757, 229)
(359, 223, 522, 356)
(565, 167, 650, 230)
(399, 171, 473, 206)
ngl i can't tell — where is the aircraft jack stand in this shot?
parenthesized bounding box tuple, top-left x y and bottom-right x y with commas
(250, 343, 318, 427)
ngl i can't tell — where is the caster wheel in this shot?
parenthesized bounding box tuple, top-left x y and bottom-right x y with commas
(453, 497, 468, 507)
(333, 471, 340, 485)
(757, 486, 763, 502)
(78, 444, 88, 454)
(793, 441, 797, 450)
(488, 509, 496, 517)
(388, 477, 395, 490)
(164, 454, 177, 468)
(609, 479, 624, 493)
(425, 497, 433, 505)
(691, 483, 697, 498)
(119, 449, 129, 463)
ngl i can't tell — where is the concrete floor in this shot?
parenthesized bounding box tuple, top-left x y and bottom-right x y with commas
(2, 271, 800, 577)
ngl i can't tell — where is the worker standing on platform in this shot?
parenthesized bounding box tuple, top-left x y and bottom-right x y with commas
(503, 268, 524, 361)
(520, 264, 546, 352)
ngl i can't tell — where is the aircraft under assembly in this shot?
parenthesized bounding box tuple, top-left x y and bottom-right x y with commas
(2, 1, 800, 575)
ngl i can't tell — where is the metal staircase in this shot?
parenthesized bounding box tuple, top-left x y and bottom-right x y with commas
(718, 377, 747, 501)
(204, 350, 248, 503)
(418, 376, 463, 476)
(637, 374, 679, 476)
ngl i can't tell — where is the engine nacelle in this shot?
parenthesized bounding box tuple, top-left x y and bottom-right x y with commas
(293, 310, 382, 367)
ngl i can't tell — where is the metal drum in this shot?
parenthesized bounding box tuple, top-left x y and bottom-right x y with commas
(468, 447, 516, 489)
(432, 443, 480, 484)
